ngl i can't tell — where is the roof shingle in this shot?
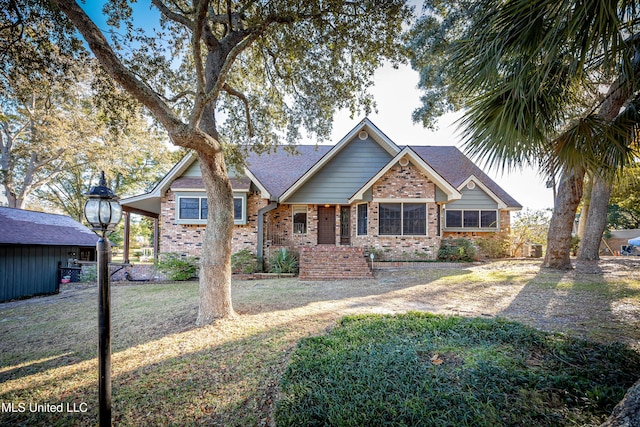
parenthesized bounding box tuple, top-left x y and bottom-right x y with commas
(0, 207, 99, 246)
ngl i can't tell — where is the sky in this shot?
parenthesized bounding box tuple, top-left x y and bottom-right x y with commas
(81, 2, 555, 211)
(325, 63, 556, 210)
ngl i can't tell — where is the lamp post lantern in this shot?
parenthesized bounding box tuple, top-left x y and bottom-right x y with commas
(84, 171, 121, 426)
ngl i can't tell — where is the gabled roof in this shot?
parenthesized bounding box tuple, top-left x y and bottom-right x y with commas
(120, 151, 198, 216)
(411, 146, 521, 209)
(169, 176, 252, 192)
(245, 145, 330, 200)
(0, 207, 98, 246)
(120, 118, 521, 212)
(349, 147, 462, 203)
(279, 118, 400, 202)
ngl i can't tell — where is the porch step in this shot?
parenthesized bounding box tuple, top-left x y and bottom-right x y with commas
(299, 246, 373, 280)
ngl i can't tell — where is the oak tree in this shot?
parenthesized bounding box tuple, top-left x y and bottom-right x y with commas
(50, 0, 412, 324)
(1, 0, 87, 208)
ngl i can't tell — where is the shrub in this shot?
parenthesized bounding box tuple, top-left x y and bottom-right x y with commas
(80, 265, 97, 283)
(231, 249, 257, 274)
(269, 248, 299, 274)
(571, 235, 581, 256)
(365, 246, 385, 261)
(157, 252, 198, 281)
(476, 235, 510, 258)
(437, 238, 477, 262)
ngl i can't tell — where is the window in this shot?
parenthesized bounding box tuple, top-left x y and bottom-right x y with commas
(445, 210, 462, 228)
(357, 204, 368, 235)
(293, 205, 307, 234)
(463, 210, 479, 228)
(403, 203, 427, 235)
(445, 209, 498, 229)
(179, 197, 200, 219)
(481, 210, 497, 228)
(233, 194, 247, 224)
(177, 193, 247, 224)
(201, 198, 208, 219)
(379, 203, 427, 236)
(379, 203, 402, 235)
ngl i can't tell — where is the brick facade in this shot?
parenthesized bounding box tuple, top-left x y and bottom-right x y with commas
(159, 190, 266, 258)
(158, 162, 512, 263)
(265, 204, 319, 247)
(351, 163, 441, 261)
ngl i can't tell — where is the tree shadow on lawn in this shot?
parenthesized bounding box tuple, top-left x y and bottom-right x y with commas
(0, 282, 200, 384)
(4, 261, 640, 426)
(0, 268, 470, 385)
(0, 307, 343, 427)
(500, 258, 640, 349)
(232, 267, 474, 316)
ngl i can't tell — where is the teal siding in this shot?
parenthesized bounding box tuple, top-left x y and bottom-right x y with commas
(435, 187, 448, 203)
(286, 137, 392, 204)
(447, 186, 498, 209)
(0, 245, 74, 302)
(183, 161, 201, 177)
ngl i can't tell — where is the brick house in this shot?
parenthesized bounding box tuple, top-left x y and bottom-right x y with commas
(121, 119, 521, 278)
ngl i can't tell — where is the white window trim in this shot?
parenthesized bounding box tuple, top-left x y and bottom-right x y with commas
(444, 208, 499, 230)
(292, 205, 308, 235)
(233, 193, 248, 225)
(176, 191, 248, 225)
(374, 197, 434, 203)
(378, 202, 428, 237)
(176, 194, 207, 225)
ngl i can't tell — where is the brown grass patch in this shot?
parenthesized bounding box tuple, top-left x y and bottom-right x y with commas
(1, 259, 639, 425)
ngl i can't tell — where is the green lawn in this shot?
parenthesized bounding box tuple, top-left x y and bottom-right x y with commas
(276, 313, 640, 426)
(1, 260, 639, 426)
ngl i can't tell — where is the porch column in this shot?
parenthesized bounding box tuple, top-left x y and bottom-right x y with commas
(123, 212, 131, 264)
(153, 217, 159, 263)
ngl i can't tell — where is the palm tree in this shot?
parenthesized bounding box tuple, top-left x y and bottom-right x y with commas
(448, 0, 640, 268)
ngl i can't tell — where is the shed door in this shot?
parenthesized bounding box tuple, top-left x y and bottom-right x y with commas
(318, 206, 336, 245)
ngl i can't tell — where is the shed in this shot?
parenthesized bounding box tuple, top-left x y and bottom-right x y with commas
(0, 207, 98, 302)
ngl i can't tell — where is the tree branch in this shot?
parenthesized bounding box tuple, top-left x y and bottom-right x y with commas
(222, 83, 253, 137)
(163, 90, 196, 103)
(50, 1, 187, 141)
(200, 27, 263, 115)
(192, 0, 209, 111)
(150, 0, 193, 29)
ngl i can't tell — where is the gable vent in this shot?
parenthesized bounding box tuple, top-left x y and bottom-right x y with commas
(467, 181, 476, 190)
(358, 130, 369, 140)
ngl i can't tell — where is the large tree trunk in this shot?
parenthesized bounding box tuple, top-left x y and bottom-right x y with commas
(601, 379, 640, 427)
(577, 66, 636, 260)
(542, 168, 584, 269)
(196, 150, 236, 325)
(577, 176, 611, 260)
(576, 173, 592, 239)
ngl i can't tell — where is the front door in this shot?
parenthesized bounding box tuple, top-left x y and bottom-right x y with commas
(317, 206, 336, 245)
(340, 206, 351, 245)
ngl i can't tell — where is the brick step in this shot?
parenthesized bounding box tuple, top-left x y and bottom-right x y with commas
(299, 246, 373, 280)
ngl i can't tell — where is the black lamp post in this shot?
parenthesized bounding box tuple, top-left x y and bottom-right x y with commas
(84, 171, 122, 427)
